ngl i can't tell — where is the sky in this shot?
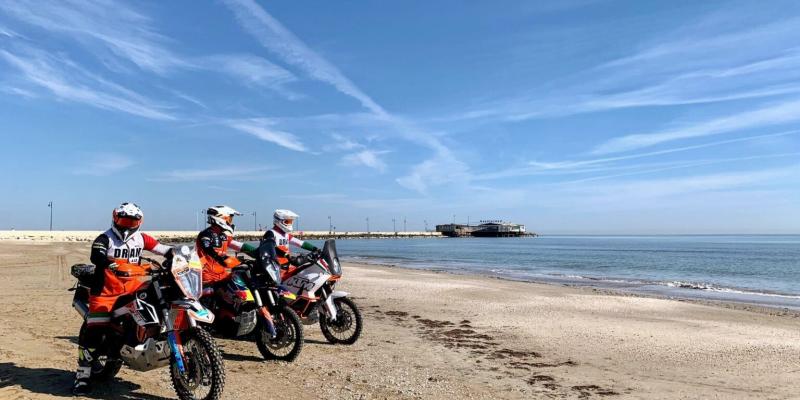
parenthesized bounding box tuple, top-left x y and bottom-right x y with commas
(0, 0, 799, 234)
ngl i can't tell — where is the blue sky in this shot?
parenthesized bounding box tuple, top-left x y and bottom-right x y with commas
(1, 0, 799, 234)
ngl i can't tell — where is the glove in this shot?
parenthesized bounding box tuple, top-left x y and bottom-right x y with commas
(223, 257, 241, 269)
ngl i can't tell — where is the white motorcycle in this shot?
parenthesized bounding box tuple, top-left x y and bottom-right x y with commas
(281, 240, 363, 344)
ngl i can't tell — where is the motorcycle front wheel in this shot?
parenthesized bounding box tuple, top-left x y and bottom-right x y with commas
(319, 297, 363, 345)
(255, 305, 304, 362)
(170, 328, 225, 400)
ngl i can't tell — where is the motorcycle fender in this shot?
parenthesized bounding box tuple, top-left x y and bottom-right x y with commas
(330, 290, 349, 299)
(171, 300, 215, 326)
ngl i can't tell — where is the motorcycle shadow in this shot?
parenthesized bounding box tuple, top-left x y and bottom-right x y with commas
(0, 362, 170, 400)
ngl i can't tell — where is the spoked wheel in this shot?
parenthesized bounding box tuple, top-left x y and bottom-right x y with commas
(78, 321, 122, 381)
(255, 305, 304, 362)
(319, 297, 362, 345)
(170, 328, 225, 400)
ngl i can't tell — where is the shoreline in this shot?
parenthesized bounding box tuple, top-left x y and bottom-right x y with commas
(343, 256, 800, 316)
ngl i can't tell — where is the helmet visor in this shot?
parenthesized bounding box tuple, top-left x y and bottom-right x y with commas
(282, 218, 294, 226)
(115, 216, 141, 229)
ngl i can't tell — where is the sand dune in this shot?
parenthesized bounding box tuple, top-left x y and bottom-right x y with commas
(0, 241, 798, 399)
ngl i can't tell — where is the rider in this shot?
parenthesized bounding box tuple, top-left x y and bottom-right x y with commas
(195, 205, 258, 286)
(263, 209, 318, 271)
(73, 203, 172, 395)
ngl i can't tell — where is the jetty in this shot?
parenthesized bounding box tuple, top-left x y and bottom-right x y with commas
(435, 221, 533, 237)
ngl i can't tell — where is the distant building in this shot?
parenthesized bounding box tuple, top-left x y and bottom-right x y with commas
(436, 220, 529, 237)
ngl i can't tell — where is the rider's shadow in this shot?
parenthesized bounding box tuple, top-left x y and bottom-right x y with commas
(0, 362, 170, 400)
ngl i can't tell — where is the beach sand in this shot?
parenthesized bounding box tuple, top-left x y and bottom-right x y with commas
(0, 241, 798, 399)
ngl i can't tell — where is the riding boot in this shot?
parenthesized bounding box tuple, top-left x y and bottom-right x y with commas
(72, 346, 94, 395)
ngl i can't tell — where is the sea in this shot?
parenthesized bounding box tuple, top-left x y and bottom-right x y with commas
(300, 235, 800, 310)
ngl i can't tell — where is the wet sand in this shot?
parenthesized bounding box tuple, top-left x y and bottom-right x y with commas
(0, 241, 799, 399)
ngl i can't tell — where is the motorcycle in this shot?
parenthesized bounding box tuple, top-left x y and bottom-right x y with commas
(281, 240, 363, 345)
(70, 246, 225, 400)
(200, 239, 304, 362)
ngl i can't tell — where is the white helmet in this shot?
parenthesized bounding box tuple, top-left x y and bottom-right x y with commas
(273, 209, 298, 232)
(112, 202, 143, 241)
(207, 205, 241, 234)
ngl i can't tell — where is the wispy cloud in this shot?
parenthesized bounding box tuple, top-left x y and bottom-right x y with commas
(0, 47, 176, 120)
(223, 0, 387, 116)
(152, 165, 272, 182)
(342, 149, 390, 172)
(199, 54, 300, 99)
(72, 153, 134, 176)
(223, 0, 469, 192)
(0, 0, 188, 74)
(592, 99, 800, 154)
(475, 130, 800, 181)
(429, 14, 800, 125)
(223, 118, 308, 152)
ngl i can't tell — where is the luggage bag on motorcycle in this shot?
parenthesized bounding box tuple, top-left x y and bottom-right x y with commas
(71, 263, 96, 285)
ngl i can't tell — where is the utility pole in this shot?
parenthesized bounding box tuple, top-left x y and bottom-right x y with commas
(328, 216, 332, 234)
(366, 217, 370, 234)
(392, 218, 396, 233)
(251, 211, 257, 231)
(48, 201, 53, 231)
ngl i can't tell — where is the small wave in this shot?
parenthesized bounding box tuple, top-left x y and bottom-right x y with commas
(663, 281, 800, 299)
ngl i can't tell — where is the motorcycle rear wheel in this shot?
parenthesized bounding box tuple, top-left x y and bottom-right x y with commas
(170, 328, 225, 400)
(255, 305, 304, 362)
(319, 297, 363, 345)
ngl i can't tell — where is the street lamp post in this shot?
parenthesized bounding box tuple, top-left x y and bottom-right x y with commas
(48, 201, 53, 231)
(328, 216, 332, 234)
(366, 217, 370, 234)
(424, 219, 428, 232)
(403, 218, 406, 232)
(251, 211, 257, 231)
(392, 218, 396, 233)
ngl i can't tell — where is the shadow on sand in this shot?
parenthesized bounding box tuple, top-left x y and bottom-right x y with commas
(0, 362, 170, 400)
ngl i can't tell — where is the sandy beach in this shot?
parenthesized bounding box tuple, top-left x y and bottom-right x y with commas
(0, 241, 799, 399)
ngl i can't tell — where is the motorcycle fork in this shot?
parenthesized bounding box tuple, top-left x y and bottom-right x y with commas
(157, 277, 187, 375)
(253, 290, 277, 337)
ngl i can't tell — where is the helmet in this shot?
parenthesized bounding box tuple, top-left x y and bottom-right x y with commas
(207, 205, 241, 234)
(112, 202, 143, 241)
(273, 209, 298, 232)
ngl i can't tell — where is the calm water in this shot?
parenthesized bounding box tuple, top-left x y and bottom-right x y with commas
(303, 235, 800, 309)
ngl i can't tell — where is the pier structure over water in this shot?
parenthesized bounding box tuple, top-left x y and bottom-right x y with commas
(435, 220, 531, 237)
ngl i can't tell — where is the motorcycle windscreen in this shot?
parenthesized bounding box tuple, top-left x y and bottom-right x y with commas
(257, 237, 282, 285)
(171, 250, 203, 300)
(322, 240, 342, 276)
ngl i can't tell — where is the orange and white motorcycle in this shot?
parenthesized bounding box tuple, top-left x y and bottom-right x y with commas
(280, 240, 362, 344)
(70, 246, 225, 400)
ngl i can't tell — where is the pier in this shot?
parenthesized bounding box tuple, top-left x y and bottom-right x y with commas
(435, 221, 533, 237)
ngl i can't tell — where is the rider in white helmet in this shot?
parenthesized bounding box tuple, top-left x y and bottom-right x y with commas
(73, 202, 171, 395)
(196, 205, 258, 285)
(263, 209, 318, 267)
